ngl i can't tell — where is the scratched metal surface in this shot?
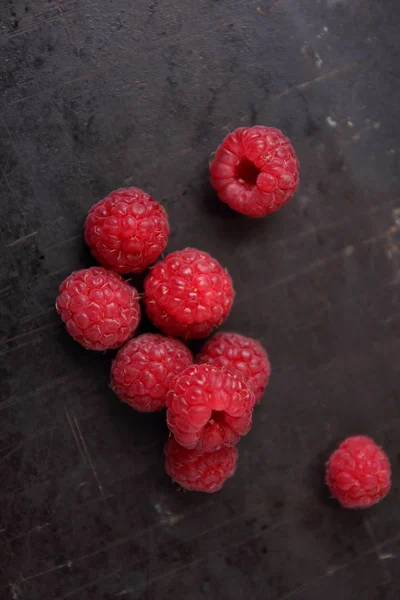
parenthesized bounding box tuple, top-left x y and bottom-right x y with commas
(1, 0, 400, 598)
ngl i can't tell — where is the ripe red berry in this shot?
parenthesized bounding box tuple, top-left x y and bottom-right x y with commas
(144, 248, 234, 339)
(111, 334, 192, 412)
(164, 435, 238, 493)
(210, 125, 299, 217)
(166, 364, 255, 452)
(196, 332, 270, 403)
(84, 187, 169, 274)
(326, 435, 391, 509)
(56, 267, 140, 351)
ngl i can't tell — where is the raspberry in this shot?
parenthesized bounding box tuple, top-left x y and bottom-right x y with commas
(326, 436, 391, 509)
(111, 334, 193, 412)
(210, 125, 299, 217)
(144, 248, 234, 339)
(84, 187, 169, 274)
(196, 332, 271, 403)
(56, 267, 140, 351)
(164, 436, 238, 493)
(166, 364, 255, 452)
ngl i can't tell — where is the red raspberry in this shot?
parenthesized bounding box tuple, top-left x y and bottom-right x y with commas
(84, 187, 169, 274)
(326, 436, 391, 509)
(111, 334, 193, 412)
(166, 364, 255, 452)
(196, 332, 271, 403)
(210, 125, 299, 217)
(56, 267, 140, 351)
(164, 436, 238, 493)
(144, 248, 234, 339)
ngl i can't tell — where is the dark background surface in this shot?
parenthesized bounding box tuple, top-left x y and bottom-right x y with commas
(1, 0, 400, 598)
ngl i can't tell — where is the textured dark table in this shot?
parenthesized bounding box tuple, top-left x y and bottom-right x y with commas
(1, 1, 400, 598)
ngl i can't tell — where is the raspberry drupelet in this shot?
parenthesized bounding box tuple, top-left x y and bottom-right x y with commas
(164, 436, 238, 493)
(56, 267, 140, 351)
(111, 333, 193, 412)
(144, 248, 234, 339)
(210, 125, 299, 217)
(326, 435, 391, 509)
(196, 332, 271, 403)
(166, 364, 255, 452)
(84, 187, 169, 274)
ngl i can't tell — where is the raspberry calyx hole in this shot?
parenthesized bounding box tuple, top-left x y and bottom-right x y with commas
(236, 157, 260, 187)
(210, 410, 225, 423)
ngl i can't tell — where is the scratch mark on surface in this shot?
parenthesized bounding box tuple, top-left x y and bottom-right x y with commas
(0, 227, 40, 313)
(235, 250, 342, 305)
(0, 285, 12, 297)
(236, 223, 396, 305)
(0, 430, 55, 466)
(0, 323, 60, 347)
(253, 194, 390, 252)
(25, 500, 272, 589)
(22, 560, 73, 582)
(35, 267, 71, 281)
(8, 19, 265, 108)
(271, 63, 358, 101)
(0, 0, 75, 29)
(364, 518, 391, 583)
(279, 535, 396, 600)
(7, 231, 38, 247)
(379, 552, 396, 560)
(5, 1, 102, 41)
(56, 0, 83, 56)
(64, 407, 86, 463)
(21, 307, 55, 323)
(0, 334, 61, 357)
(44, 234, 82, 251)
(57, 518, 294, 599)
(1, 369, 86, 413)
(73, 413, 104, 497)
(10, 522, 50, 541)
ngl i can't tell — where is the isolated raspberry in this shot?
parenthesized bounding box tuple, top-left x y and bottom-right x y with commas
(84, 187, 169, 274)
(166, 364, 255, 452)
(210, 126, 299, 217)
(164, 436, 238, 493)
(144, 248, 234, 339)
(56, 267, 140, 351)
(326, 436, 391, 509)
(111, 334, 193, 412)
(196, 332, 271, 403)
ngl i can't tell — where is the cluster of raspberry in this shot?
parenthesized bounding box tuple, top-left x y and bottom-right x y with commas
(56, 126, 391, 505)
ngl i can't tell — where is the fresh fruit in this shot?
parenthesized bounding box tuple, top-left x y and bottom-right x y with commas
(210, 125, 299, 217)
(56, 267, 140, 350)
(196, 332, 270, 403)
(84, 187, 169, 274)
(166, 364, 255, 452)
(111, 333, 192, 412)
(326, 435, 391, 509)
(144, 248, 234, 339)
(164, 435, 238, 492)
